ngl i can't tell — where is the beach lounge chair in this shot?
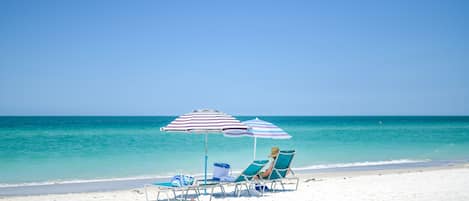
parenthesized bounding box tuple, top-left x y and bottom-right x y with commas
(144, 181, 200, 201)
(197, 160, 269, 201)
(261, 150, 299, 192)
(144, 160, 268, 201)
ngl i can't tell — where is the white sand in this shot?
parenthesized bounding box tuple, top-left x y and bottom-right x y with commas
(2, 166, 469, 201)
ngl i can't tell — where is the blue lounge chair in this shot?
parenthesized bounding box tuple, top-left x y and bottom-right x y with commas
(145, 160, 268, 201)
(262, 150, 299, 192)
(197, 160, 269, 200)
(144, 181, 200, 201)
(229, 159, 269, 197)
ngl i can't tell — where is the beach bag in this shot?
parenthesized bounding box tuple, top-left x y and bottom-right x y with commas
(171, 175, 194, 187)
(213, 162, 230, 180)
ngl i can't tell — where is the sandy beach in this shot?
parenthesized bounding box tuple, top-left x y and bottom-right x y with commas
(2, 0, 468, 199)
(3, 165, 469, 201)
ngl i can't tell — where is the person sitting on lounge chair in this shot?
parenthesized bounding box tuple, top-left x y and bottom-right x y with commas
(256, 146, 280, 179)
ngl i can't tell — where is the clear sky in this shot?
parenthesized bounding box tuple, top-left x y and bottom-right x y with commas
(1, 0, 468, 116)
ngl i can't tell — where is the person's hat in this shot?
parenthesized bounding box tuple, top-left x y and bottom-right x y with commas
(269, 146, 280, 158)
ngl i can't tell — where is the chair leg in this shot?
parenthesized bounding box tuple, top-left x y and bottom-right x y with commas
(245, 183, 251, 197)
(193, 187, 201, 201)
(295, 178, 299, 190)
(236, 184, 242, 197)
(196, 188, 201, 201)
(247, 182, 253, 190)
(220, 185, 226, 198)
(156, 191, 160, 201)
(280, 181, 286, 191)
(209, 186, 215, 201)
(233, 184, 239, 196)
(184, 189, 189, 200)
(181, 189, 186, 201)
(165, 191, 170, 201)
(144, 186, 149, 201)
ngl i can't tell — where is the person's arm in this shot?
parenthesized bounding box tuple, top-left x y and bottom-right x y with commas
(261, 162, 274, 178)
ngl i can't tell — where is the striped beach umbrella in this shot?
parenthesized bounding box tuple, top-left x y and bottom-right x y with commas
(161, 109, 247, 186)
(224, 117, 291, 160)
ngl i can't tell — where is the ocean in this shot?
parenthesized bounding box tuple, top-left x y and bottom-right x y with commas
(1, 116, 469, 187)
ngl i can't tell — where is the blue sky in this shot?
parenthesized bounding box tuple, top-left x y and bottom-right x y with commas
(1, 0, 468, 115)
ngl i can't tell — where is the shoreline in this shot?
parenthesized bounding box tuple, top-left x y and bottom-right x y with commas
(0, 158, 459, 196)
(2, 164, 469, 201)
(1, 160, 469, 199)
(0, 158, 439, 188)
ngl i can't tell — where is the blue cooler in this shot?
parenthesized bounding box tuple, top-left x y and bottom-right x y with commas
(213, 163, 230, 180)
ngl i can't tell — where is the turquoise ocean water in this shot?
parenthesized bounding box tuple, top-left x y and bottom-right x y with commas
(1, 116, 469, 186)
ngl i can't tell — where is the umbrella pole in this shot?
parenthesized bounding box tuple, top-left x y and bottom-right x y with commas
(204, 133, 208, 194)
(253, 137, 257, 160)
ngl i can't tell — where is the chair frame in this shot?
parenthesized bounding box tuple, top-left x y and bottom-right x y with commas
(200, 160, 268, 200)
(144, 160, 268, 201)
(260, 150, 299, 194)
(144, 182, 200, 201)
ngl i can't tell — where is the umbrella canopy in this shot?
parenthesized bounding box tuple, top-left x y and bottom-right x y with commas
(224, 117, 291, 159)
(161, 109, 247, 133)
(224, 118, 291, 139)
(160, 109, 247, 186)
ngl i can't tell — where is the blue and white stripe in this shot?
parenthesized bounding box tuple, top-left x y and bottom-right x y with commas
(224, 118, 291, 139)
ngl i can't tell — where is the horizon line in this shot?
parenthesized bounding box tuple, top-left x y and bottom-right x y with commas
(1, 114, 469, 117)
